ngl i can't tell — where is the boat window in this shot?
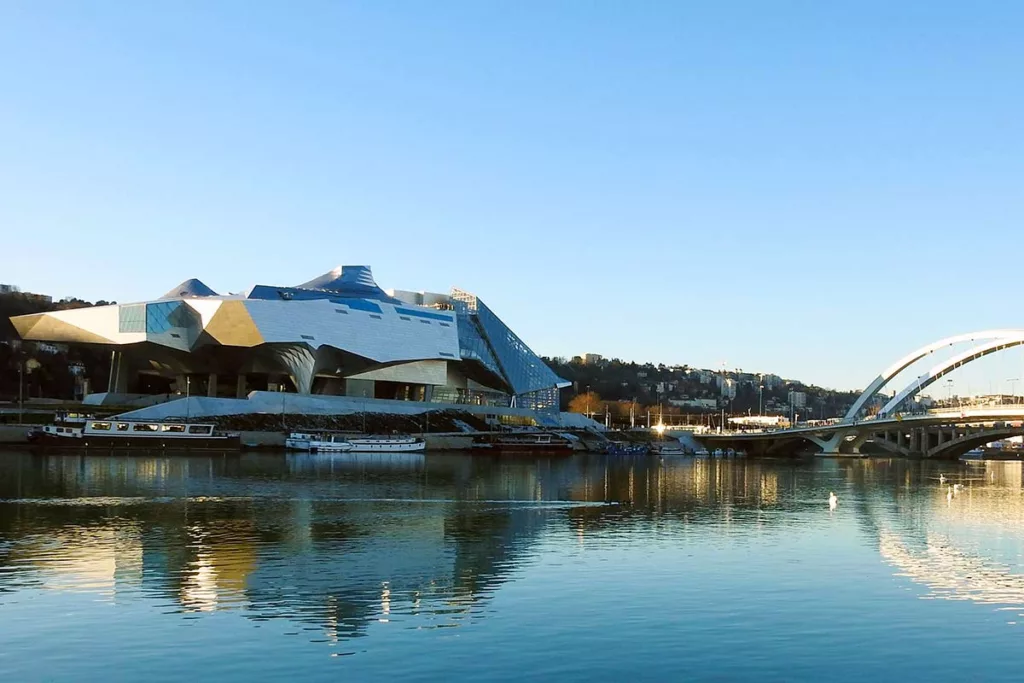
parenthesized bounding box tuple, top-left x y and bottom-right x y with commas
(92, 422, 111, 431)
(116, 423, 129, 431)
(187, 425, 213, 435)
(133, 424, 159, 432)
(161, 424, 186, 433)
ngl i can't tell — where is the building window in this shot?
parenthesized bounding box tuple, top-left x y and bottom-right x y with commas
(440, 322, 451, 327)
(400, 316, 411, 321)
(369, 314, 382, 319)
(335, 309, 349, 314)
(420, 320, 431, 324)
(301, 334, 315, 340)
(118, 304, 146, 333)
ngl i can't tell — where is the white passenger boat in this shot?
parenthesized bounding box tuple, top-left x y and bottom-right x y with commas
(347, 435, 426, 452)
(28, 419, 239, 450)
(285, 432, 354, 452)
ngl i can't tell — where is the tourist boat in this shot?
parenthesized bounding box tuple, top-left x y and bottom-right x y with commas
(27, 419, 240, 450)
(654, 444, 687, 456)
(490, 433, 575, 453)
(347, 435, 426, 452)
(285, 432, 354, 452)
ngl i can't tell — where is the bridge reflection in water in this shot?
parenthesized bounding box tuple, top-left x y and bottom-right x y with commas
(2, 453, 1024, 644)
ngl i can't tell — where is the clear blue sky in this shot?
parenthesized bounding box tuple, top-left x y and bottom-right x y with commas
(2, 1, 1022, 391)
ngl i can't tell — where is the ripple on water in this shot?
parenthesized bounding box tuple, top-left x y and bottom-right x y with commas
(0, 454, 1023, 681)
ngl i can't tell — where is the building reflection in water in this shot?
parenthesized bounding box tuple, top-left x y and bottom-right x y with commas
(3, 452, 1024, 637)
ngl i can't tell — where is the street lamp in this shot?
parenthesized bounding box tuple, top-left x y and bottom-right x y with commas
(1008, 378, 1019, 405)
(17, 353, 24, 425)
(585, 384, 591, 419)
(759, 384, 764, 416)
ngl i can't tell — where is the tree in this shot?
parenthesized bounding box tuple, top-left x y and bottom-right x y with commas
(568, 391, 602, 417)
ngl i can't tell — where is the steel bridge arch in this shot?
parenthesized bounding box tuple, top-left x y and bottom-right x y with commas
(878, 334, 1024, 418)
(844, 330, 1024, 423)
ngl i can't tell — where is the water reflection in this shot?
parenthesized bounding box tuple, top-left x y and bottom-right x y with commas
(3, 453, 1024, 644)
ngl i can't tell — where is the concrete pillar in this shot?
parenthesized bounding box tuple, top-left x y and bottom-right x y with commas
(111, 352, 129, 394)
(236, 374, 247, 399)
(207, 373, 218, 398)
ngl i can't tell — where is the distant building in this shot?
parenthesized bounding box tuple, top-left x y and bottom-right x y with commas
(0, 283, 52, 304)
(761, 374, 782, 389)
(669, 398, 717, 410)
(720, 378, 737, 399)
(581, 353, 603, 365)
(788, 391, 807, 408)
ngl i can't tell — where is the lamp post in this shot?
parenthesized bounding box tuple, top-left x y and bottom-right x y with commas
(1009, 378, 1019, 405)
(759, 384, 764, 416)
(17, 353, 24, 425)
(585, 384, 591, 419)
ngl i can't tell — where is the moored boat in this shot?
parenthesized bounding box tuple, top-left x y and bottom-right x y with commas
(605, 441, 650, 456)
(285, 432, 354, 452)
(27, 419, 240, 451)
(490, 433, 575, 453)
(347, 435, 426, 452)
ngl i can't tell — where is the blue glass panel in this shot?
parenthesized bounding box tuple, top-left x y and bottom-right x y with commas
(394, 307, 453, 322)
(246, 285, 398, 305)
(146, 301, 177, 334)
(451, 301, 504, 381)
(342, 299, 383, 314)
(472, 298, 565, 396)
(118, 304, 146, 333)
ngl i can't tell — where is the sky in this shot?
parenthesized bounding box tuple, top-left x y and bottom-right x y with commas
(2, 1, 1023, 392)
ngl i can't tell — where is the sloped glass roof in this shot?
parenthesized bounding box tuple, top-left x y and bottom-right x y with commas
(295, 266, 398, 302)
(160, 278, 218, 299)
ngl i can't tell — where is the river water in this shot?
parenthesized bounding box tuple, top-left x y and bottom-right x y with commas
(1, 451, 1023, 681)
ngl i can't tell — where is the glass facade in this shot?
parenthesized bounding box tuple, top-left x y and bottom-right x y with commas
(451, 301, 505, 382)
(118, 304, 146, 333)
(429, 386, 511, 407)
(451, 288, 566, 413)
(145, 301, 199, 335)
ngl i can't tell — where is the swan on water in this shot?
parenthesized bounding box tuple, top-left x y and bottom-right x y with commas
(939, 474, 947, 484)
(828, 491, 838, 509)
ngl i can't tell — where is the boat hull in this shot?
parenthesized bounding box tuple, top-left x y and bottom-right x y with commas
(490, 443, 575, 454)
(348, 442, 425, 453)
(28, 433, 240, 451)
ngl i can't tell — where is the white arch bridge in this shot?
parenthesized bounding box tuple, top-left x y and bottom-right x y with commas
(693, 330, 1024, 459)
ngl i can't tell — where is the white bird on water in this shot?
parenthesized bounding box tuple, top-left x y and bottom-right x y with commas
(939, 474, 947, 484)
(828, 491, 838, 510)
